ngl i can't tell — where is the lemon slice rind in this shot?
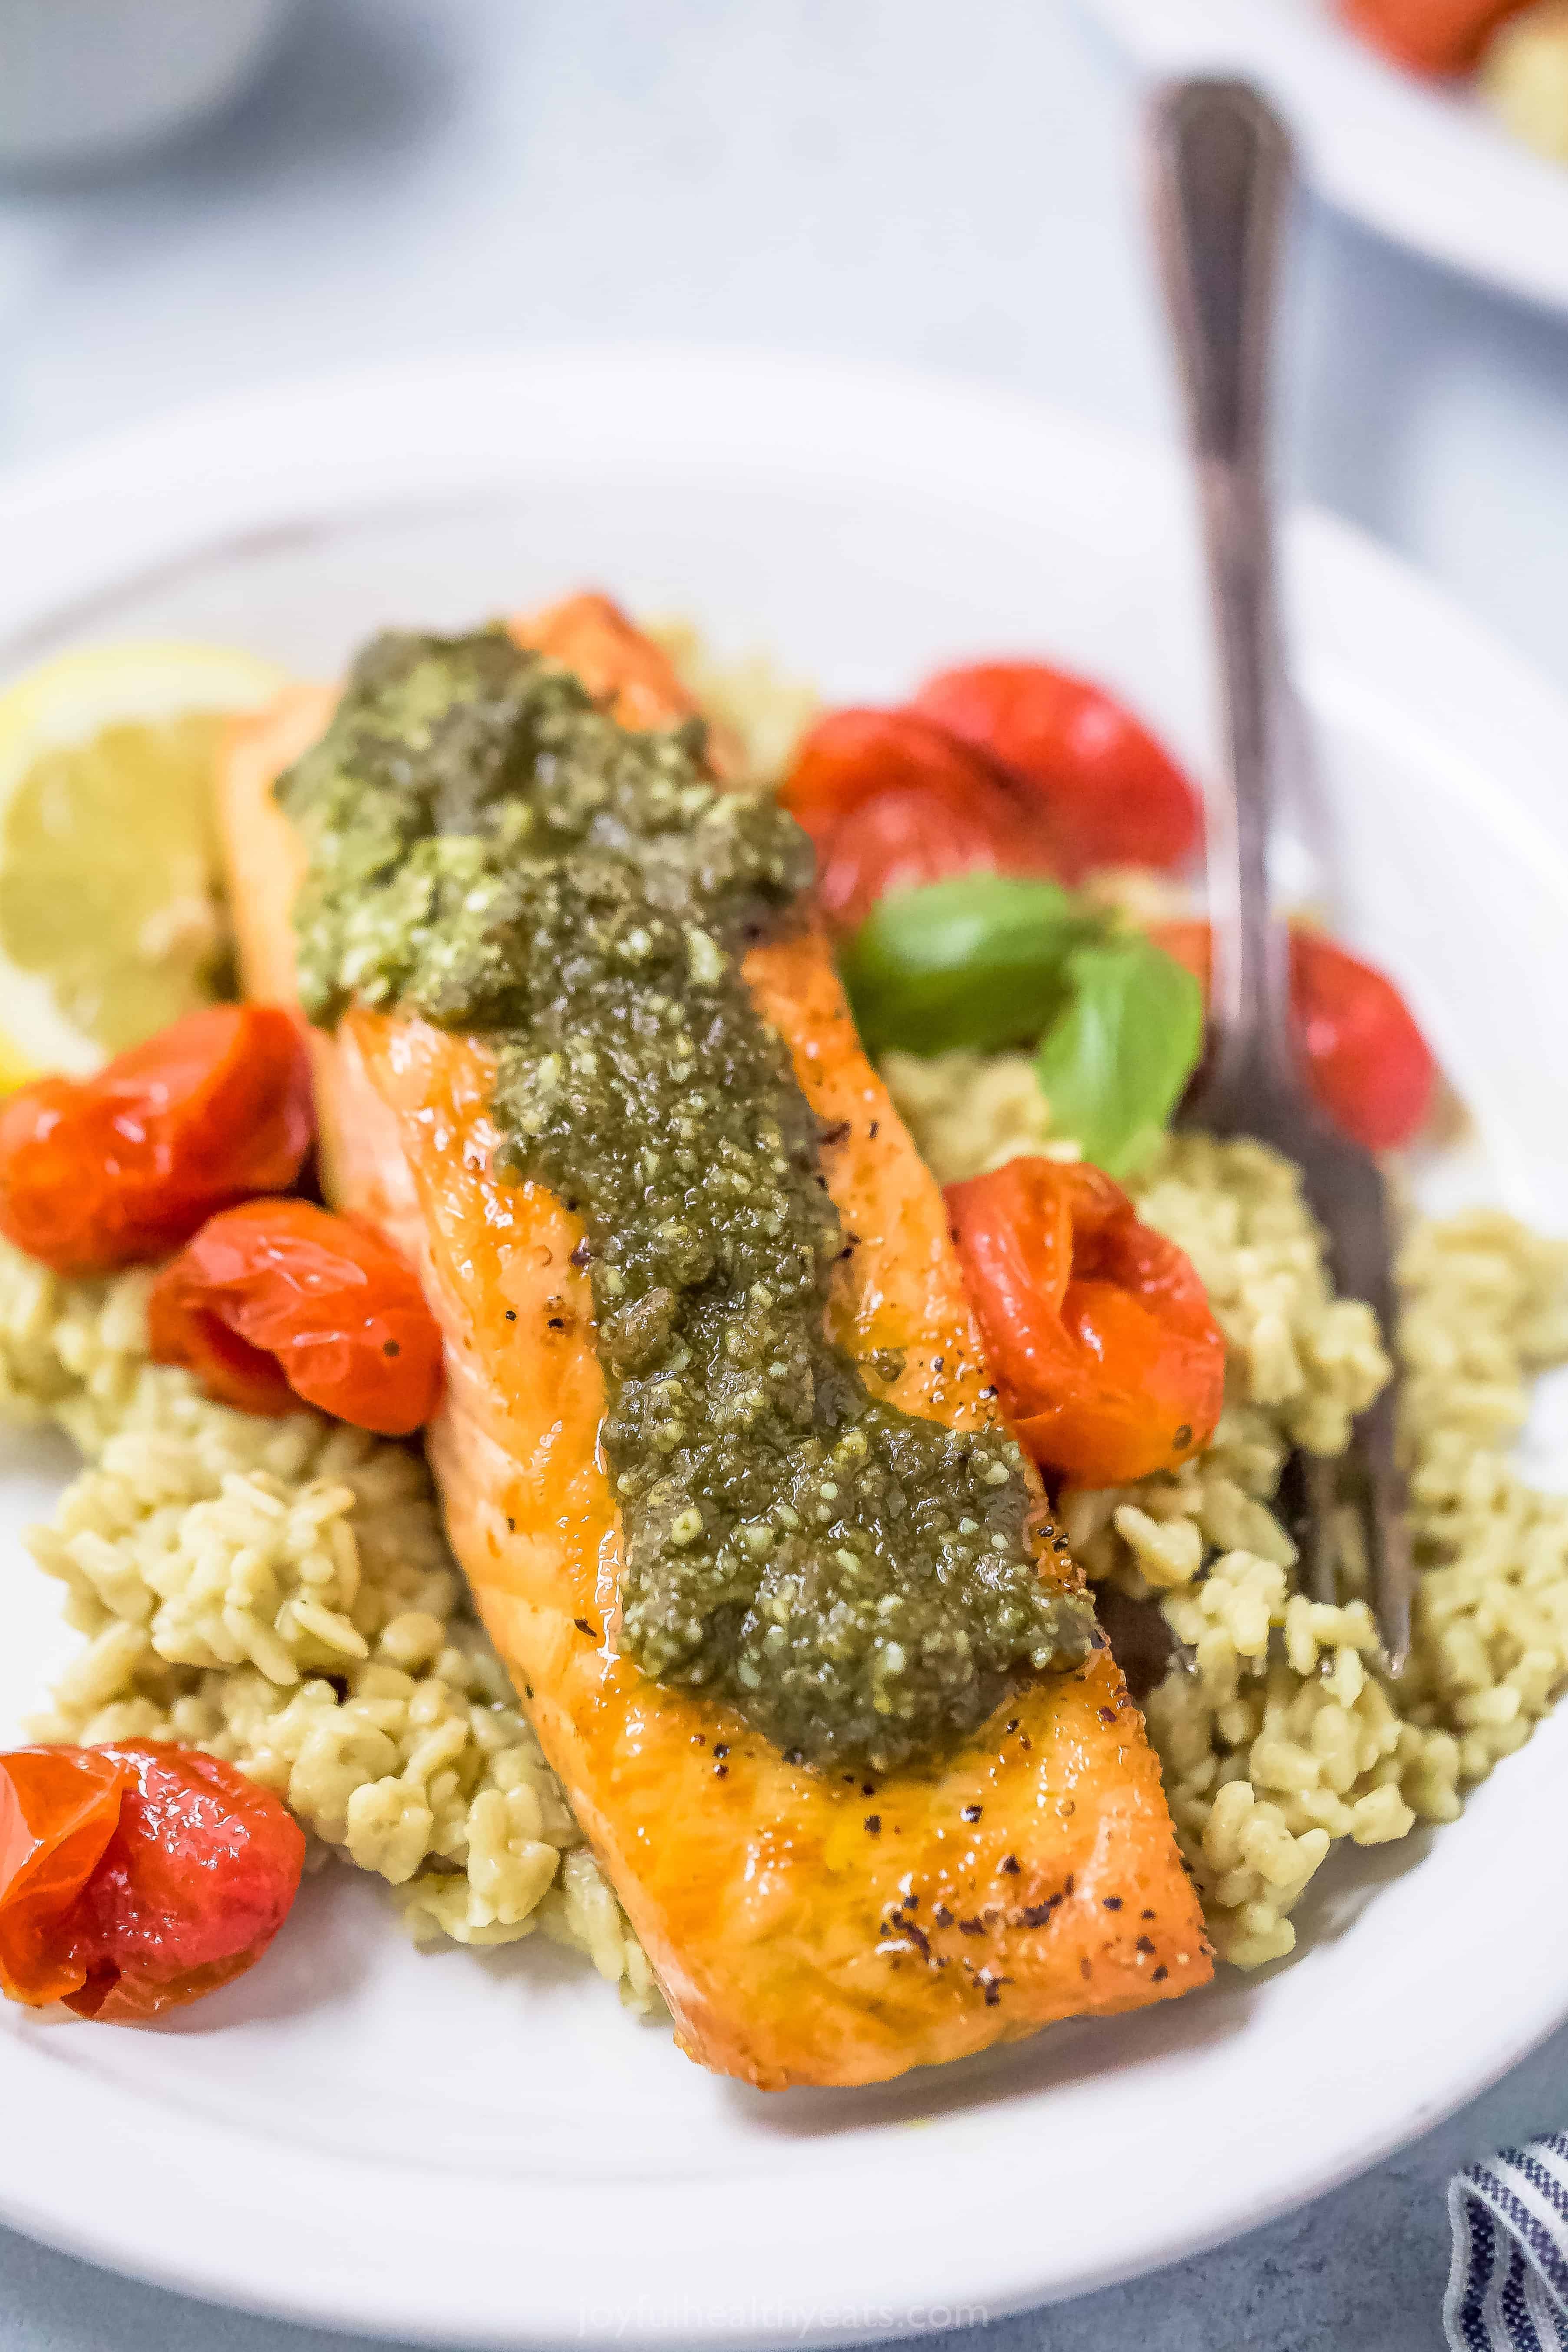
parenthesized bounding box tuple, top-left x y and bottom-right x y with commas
(0, 640, 288, 1079)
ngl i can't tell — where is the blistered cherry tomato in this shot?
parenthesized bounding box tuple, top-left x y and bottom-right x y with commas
(0, 1004, 314, 1277)
(814, 779, 1061, 935)
(0, 1745, 130, 2009)
(1150, 920, 1436, 1154)
(783, 706, 1057, 848)
(1336, 0, 1528, 74)
(0, 1742, 304, 2021)
(946, 1156, 1226, 1488)
(148, 1197, 443, 1434)
(911, 662, 1203, 883)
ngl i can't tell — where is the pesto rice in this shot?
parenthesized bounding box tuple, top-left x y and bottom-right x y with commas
(889, 1054, 1568, 1968)
(0, 1241, 656, 2007)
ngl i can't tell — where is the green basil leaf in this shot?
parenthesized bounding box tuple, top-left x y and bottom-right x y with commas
(841, 874, 1104, 1057)
(1034, 932, 1204, 1177)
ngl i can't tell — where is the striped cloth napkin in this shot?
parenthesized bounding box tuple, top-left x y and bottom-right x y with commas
(1447, 2137, 1568, 2350)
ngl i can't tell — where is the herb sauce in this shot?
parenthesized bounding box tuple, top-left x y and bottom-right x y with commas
(281, 629, 1095, 1773)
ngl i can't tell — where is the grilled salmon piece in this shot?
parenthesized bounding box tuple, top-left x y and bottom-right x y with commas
(216, 597, 1211, 2090)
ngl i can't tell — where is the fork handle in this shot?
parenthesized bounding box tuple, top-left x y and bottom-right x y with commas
(1147, 79, 1297, 1101)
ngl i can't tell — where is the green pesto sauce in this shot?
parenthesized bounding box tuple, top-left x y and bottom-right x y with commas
(280, 629, 1095, 1774)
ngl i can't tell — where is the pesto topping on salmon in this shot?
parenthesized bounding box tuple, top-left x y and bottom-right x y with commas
(280, 627, 1095, 1773)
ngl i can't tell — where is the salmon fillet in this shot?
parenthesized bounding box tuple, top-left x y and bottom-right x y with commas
(216, 597, 1211, 2089)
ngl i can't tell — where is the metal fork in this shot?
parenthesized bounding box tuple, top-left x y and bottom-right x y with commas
(1147, 77, 1413, 1673)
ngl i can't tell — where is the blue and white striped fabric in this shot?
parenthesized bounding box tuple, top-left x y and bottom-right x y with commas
(1447, 2137, 1568, 2351)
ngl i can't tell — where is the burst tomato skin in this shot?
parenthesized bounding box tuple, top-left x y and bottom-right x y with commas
(1149, 919, 1436, 1153)
(912, 662, 1203, 884)
(946, 1156, 1226, 1488)
(0, 1004, 314, 1277)
(148, 1197, 443, 1435)
(0, 1742, 304, 2021)
(0, 1745, 131, 2009)
(1335, 0, 1528, 74)
(813, 778, 1061, 935)
(785, 706, 1057, 838)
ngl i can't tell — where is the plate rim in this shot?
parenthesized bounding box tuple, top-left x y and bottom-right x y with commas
(3, 343, 1568, 2345)
(1076, 0, 1568, 316)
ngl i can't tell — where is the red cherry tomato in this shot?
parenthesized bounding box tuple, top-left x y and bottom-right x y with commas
(0, 1004, 314, 1277)
(0, 1742, 304, 2021)
(813, 779, 1061, 936)
(1150, 920, 1436, 1154)
(148, 1197, 443, 1435)
(946, 1156, 1226, 1488)
(0, 1745, 131, 2009)
(1335, 0, 1528, 74)
(911, 662, 1203, 884)
(1290, 929, 1438, 1154)
(783, 706, 1058, 847)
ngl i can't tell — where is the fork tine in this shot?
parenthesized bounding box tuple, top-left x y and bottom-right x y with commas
(1297, 1448, 1335, 1618)
(1351, 1385, 1413, 1677)
(1294, 1128, 1412, 1672)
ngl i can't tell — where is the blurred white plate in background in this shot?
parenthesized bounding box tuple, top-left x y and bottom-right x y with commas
(1, 349, 1568, 2346)
(1080, 0, 1568, 314)
(0, 0, 298, 172)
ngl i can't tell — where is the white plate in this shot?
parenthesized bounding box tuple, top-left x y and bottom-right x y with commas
(3, 348, 1568, 2348)
(1079, 0, 1568, 315)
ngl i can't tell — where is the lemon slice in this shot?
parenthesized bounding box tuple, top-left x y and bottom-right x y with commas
(0, 640, 289, 1082)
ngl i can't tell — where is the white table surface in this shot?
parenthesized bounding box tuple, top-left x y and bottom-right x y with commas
(2, 3, 1568, 2347)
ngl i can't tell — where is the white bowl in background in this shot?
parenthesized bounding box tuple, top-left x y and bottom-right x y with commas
(0, 0, 297, 172)
(1079, 0, 1568, 315)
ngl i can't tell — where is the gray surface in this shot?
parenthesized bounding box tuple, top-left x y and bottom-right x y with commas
(2, 3, 1568, 2347)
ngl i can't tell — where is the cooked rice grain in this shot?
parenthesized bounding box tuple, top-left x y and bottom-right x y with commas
(652, 620, 820, 785)
(888, 1053, 1568, 1970)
